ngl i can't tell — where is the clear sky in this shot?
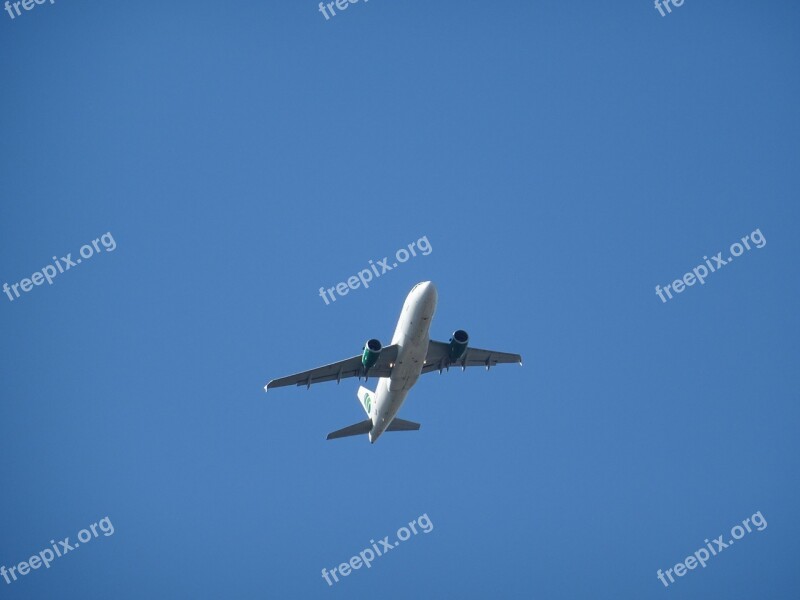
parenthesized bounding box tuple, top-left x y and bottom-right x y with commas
(1, 1, 798, 598)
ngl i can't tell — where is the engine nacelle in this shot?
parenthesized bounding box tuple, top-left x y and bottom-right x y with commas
(361, 339, 383, 370)
(448, 329, 469, 361)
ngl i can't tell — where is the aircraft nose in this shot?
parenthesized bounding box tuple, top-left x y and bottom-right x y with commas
(417, 281, 437, 302)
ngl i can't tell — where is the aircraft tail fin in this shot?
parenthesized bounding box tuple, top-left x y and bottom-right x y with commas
(357, 386, 375, 417)
(326, 419, 373, 440)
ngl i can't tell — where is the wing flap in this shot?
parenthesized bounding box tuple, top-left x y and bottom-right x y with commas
(421, 340, 522, 374)
(265, 345, 399, 391)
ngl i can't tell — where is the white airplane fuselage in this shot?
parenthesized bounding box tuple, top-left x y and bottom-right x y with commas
(368, 281, 438, 443)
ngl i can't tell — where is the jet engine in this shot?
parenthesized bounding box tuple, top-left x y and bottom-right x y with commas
(448, 330, 469, 361)
(361, 339, 383, 370)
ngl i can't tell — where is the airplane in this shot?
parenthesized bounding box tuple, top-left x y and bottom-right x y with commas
(264, 281, 522, 443)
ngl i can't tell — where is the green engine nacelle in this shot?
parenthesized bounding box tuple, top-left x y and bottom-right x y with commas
(449, 329, 469, 361)
(362, 339, 383, 370)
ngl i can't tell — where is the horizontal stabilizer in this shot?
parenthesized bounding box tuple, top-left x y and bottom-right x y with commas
(326, 419, 372, 440)
(386, 418, 421, 432)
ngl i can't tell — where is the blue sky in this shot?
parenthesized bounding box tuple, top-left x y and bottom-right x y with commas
(1, 0, 798, 598)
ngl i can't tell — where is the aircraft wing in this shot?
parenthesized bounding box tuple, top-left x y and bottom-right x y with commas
(421, 340, 522, 374)
(265, 344, 400, 391)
